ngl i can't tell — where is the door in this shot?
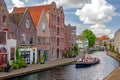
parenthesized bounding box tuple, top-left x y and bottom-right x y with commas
(21, 51, 30, 64)
(33, 53, 35, 63)
(0, 48, 7, 65)
(44, 50, 49, 61)
(57, 48, 59, 58)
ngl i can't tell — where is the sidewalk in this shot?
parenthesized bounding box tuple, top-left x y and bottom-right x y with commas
(0, 53, 84, 79)
(104, 51, 120, 80)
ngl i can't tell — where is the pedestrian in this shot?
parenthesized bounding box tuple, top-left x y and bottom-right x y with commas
(4, 63, 11, 72)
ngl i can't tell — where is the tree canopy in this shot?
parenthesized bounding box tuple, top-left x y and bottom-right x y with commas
(79, 29, 96, 48)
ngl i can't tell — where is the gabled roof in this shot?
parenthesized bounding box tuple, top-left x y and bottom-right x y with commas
(12, 4, 51, 26)
(97, 36, 110, 41)
(9, 12, 24, 26)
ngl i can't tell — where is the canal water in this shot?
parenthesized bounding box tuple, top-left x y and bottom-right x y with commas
(10, 51, 119, 80)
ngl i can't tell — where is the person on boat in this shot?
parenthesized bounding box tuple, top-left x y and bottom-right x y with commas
(79, 58, 83, 62)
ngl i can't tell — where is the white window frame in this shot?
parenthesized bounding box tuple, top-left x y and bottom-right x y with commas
(26, 20, 30, 28)
(29, 34, 34, 45)
(42, 23, 46, 32)
(21, 33, 26, 44)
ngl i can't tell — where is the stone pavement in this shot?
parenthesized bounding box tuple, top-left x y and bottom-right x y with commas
(104, 51, 120, 80)
(0, 53, 84, 80)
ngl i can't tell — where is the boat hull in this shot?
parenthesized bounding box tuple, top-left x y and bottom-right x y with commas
(75, 60, 100, 68)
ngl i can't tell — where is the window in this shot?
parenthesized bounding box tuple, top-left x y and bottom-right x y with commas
(0, 31, 6, 44)
(57, 27, 59, 35)
(29, 34, 34, 44)
(43, 37, 46, 44)
(21, 33, 26, 44)
(10, 48, 15, 60)
(57, 38, 59, 46)
(57, 17, 59, 25)
(38, 36, 41, 43)
(52, 48, 54, 56)
(42, 23, 46, 32)
(46, 38, 50, 44)
(10, 32, 14, 39)
(21, 51, 30, 64)
(3, 16, 7, 23)
(26, 20, 30, 28)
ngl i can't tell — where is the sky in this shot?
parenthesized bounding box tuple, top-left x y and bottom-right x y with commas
(4, 0, 120, 38)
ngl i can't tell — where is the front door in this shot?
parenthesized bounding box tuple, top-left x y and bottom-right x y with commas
(21, 51, 30, 64)
(0, 48, 7, 65)
(57, 48, 59, 59)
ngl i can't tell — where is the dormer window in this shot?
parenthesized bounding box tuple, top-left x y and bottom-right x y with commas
(3, 16, 7, 23)
(26, 20, 30, 28)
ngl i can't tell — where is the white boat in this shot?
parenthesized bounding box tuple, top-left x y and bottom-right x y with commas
(75, 57, 100, 68)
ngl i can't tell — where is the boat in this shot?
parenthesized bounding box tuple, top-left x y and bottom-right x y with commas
(75, 57, 100, 68)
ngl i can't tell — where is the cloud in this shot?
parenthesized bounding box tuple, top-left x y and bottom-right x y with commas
(75, 0, 116, 24)
(12, 0, 25, 7)
(108, 34, 114, 39)
(44, 0, 90, 8)
(25, 0, 29, 3)
(89, 24, 110, 37)
(65, 20, 89, 35)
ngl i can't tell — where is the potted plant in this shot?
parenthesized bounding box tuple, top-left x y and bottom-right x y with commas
(40, 56, 45, 64)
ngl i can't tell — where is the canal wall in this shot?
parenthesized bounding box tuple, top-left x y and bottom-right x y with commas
(104, 51, 120, 80)
(0, 53, 85, 80)
(106, 51, 120, 61)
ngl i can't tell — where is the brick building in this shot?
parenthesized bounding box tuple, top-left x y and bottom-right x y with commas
(12, 2, 65, 60)
(114, 29, 120, 53)
(0, 0, 76, 65)
(10, 8, 37, 64)
(64, 24, 76, 55)
(0, 0, 17, 65)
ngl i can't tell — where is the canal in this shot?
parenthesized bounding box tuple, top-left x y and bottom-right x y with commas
(10, 51, 119, 80)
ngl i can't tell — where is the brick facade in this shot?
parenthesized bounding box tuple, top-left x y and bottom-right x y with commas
(0, 0, 17, 65)
(114, 29, 120, 52)
(10, 9, 37, 64)
(64, 24, 76, 55)
(0, 1, 76, 64)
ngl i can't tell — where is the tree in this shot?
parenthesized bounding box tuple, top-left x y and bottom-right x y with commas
(79, 29, 96, 48)
(109, 43, 115, 51)
(74, 43, 79, 54)
(12, 48, 26, 69)
(104, 42, 107, 47)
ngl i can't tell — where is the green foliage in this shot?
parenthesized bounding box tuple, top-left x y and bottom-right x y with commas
(16, 48, 20, 60)
(12, 48, 27, 69)
(79, 29, 96, 48)
(66, 50, 77, 58)
(104, 42, 107, 47)
(74, 44, 79, 54)
(109, 43, 115, 51)
(37, 56, 45, 64)
(12, 60, 19, 69)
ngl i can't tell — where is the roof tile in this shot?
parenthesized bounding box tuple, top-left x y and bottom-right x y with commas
(13, 4, 51, 26)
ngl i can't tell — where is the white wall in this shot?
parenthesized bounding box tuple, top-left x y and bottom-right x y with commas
(7, 39, 17, 64)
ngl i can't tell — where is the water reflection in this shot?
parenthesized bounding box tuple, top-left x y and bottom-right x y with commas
(11, 51, 119, 80)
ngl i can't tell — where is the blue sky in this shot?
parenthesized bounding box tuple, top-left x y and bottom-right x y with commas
(4, 0, 120, 38)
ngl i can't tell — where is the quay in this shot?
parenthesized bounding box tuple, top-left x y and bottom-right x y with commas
(104, 51, 120, 80)
(0, 53, 84, 79)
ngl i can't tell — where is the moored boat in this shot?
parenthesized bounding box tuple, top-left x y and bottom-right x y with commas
(75, 57, 100, 68)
